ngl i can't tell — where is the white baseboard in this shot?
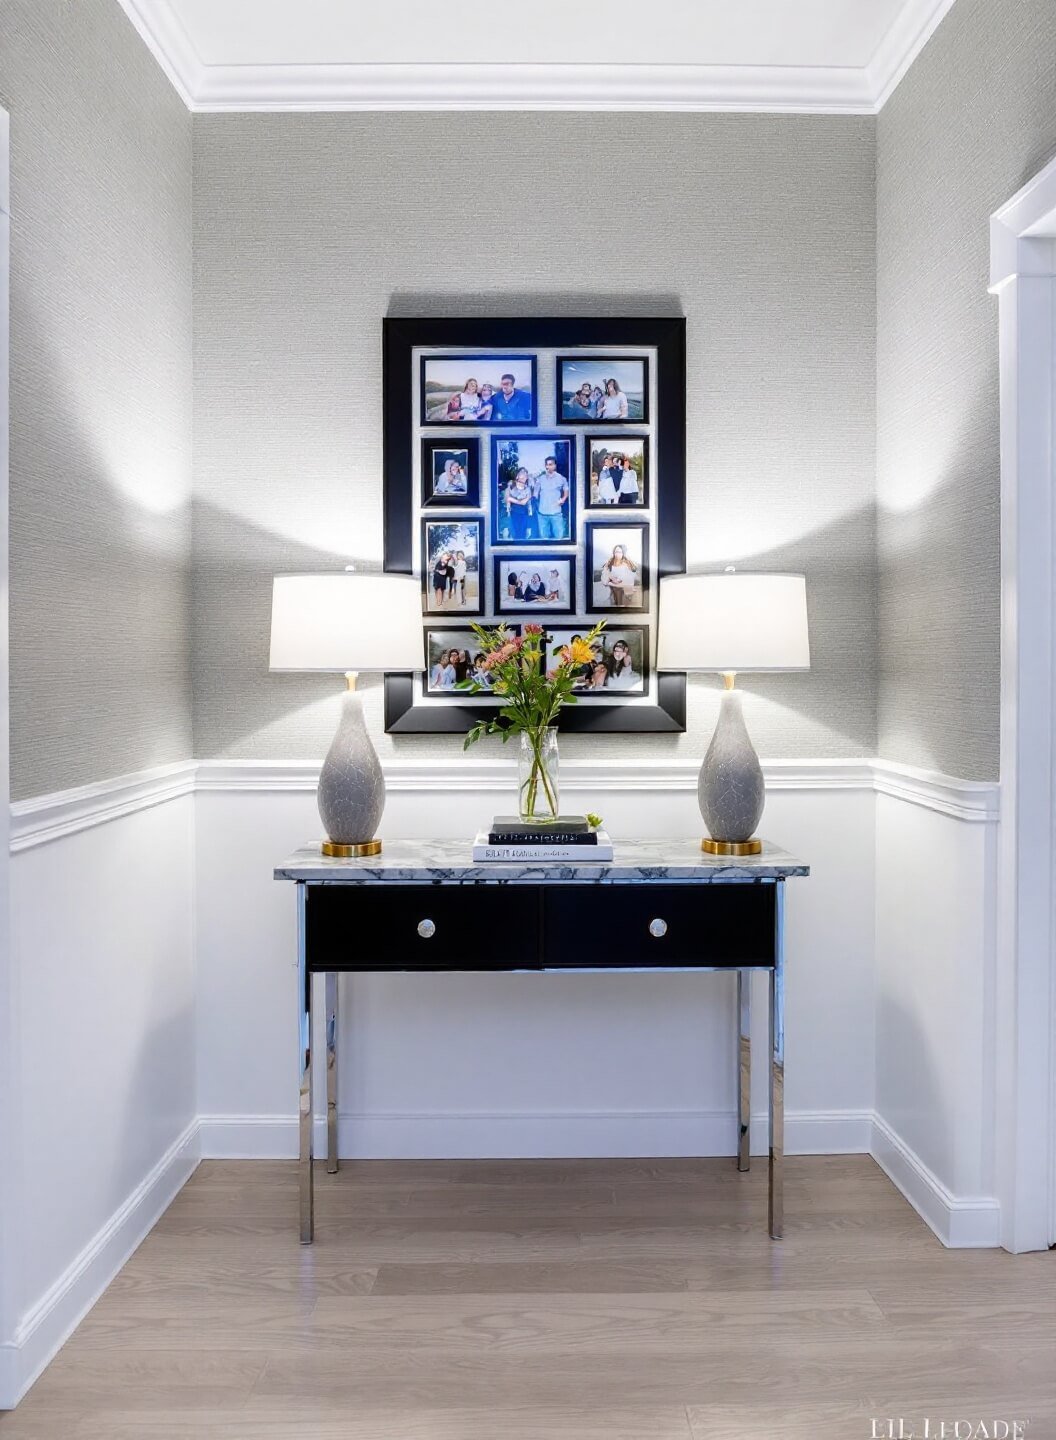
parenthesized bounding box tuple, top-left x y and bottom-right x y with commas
(0, 1120, 200, 1410)
(871, 1113, 1001, 1248)
(198, 1107, 874, 1161)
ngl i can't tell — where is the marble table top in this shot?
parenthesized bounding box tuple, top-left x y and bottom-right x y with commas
(275, 838, 808, 884)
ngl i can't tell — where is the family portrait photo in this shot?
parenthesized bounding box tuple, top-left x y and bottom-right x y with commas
(587, 522, 649, 611)
(421, 355, 537, 426)
(492, 436, 575, 544)
(545, 627, 648, 695)
(423, 627, 510, 695)
(421, 441, 479, 507)
(494, 555, 575, 614)
(422, 518, 483, 615)
(558, 356, 648, 423)
(587, 436, 648, 507)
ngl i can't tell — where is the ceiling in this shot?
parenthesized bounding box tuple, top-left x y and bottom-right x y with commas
(118, 0, 958, 113)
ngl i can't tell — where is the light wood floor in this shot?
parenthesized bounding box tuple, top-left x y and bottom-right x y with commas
(1, 1156, 1054, 1439)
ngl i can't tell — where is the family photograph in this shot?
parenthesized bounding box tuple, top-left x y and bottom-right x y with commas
(546, 628, 647, 694)
(424, 629, 500, 693)
(559, 357, 648, 423)
(494, 557, 574, 614)
(422, 443, 478, 507)
(492, 437, 574, 543)
(588, 524, 648, 610)
(421, 355, 536, 425)
(588, 437, 647, 507)
(422, 519, 482, 614)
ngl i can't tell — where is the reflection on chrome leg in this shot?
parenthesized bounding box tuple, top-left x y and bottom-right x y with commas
(737, 969, 751, 1172)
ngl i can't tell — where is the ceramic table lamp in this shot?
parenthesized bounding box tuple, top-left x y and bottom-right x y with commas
(657, 571, 810, 855)
(269, 572, 424, 857)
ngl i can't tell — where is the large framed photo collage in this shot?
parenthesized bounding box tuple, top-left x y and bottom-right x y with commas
(383, 318, 686, 734)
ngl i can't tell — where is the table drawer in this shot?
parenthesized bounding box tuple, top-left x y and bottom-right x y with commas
(541, 884, 776, 968)
(305, 884, 541, 971)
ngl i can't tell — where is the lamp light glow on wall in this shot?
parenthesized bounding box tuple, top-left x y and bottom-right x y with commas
(269, 571, 423, 856)
(657, 570, 810, 855)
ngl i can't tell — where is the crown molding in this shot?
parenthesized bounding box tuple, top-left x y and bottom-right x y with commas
(116, 0, 962, 114)
(115, 0, 204, 108)
(867, 0, 959, 110)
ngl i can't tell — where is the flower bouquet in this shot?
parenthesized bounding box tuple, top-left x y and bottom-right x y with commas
(460, 620, 606, 822)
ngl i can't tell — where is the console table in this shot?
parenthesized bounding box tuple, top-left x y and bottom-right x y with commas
(275, 838, 809, 1244)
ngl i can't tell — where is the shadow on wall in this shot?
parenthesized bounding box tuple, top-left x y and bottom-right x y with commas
(874, 987, 955, 1195)
(192, 494, 878, 760)
(388, 291, 685, 318)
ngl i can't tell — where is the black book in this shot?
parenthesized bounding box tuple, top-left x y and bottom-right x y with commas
(489, 815, 597, 846)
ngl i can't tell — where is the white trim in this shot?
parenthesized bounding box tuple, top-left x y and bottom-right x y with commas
(198, 1107, 873, 1162)
(871, 1113, 1001, 1249)
(11, 758, 999, 851)
(990, 164, 1056, 1252)
(0, 1121, 199, 1410)
(870, 759, 1000, 822)
(867, 0, 959, 110)
(9, 761, 197, 852)
(188, 62, 875, 115)
(0, 102, 14, 1392)
(115, 0, 960, 114)
(114, 0, 202, 108)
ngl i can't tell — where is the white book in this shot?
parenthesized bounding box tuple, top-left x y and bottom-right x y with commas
(472, 831, 614, 864)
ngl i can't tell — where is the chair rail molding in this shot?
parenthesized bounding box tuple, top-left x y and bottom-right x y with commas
(991, 153, 1056, 1252)
(9, 757, 1001, 850)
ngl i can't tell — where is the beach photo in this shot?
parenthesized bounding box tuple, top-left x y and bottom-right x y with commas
(421, 440, 480, 508)
(421, 518, 484, 615)
(545, 627, 649, 695)
(587, 436, 648, 508)
(494, 555, 575, 614)
(491, 436, 575, 544)
(420, 355, 537, 426)
(586, 522, 649, 611)
(557, 356, 648, 424)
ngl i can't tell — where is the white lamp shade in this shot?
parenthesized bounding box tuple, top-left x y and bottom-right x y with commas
(656, 572, 810, 673)
(269, 573, 424, 673)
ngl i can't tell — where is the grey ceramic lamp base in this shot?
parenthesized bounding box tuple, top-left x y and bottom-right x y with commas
(317, 678, 386, 857)
(698, 686, 764, 855)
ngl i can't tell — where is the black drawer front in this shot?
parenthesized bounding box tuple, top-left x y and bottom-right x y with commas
(306, 884, 541, 971)
(541, 884, 776, 968)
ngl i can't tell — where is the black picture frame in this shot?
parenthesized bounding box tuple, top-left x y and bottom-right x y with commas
(585, 434, 649, 510)
(384, 317, 686, 735)
(556, 354, 650, 425)
(584, 519, 650, 614)
(494, 553, 575, 616)
(421, 439, 480, 508)
(421, 516, 485, 617)
(420, 353, 538, 427)
(490, 434, 576, 547)
(545, 625, 651, 699)
(422, 624, 518, 698)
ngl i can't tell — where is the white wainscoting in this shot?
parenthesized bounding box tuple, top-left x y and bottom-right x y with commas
(194, 759, 879, 1168)
(0, 794, 198, 1409)
(1, 755, 1001, 1407)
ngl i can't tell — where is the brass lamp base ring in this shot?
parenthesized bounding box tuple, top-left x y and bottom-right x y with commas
(321, 839, 383, 858)
(702, 838, 763, 857)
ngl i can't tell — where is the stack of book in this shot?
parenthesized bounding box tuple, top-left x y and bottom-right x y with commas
(473, 816, 614, 863)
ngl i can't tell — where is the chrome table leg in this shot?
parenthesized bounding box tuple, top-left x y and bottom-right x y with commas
(297, 884, 314, 1244)
(737, 969, 751, 1172)
(769, 881, 785, 1239)
(325, 971, 339, 1175)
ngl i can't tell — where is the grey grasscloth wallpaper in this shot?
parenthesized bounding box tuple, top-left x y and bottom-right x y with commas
(876, 0, 1056, 781)
(193, 112, 877, 764)
(0, 0, 192, 801)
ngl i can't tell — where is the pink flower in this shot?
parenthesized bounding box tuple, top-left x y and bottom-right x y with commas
(546, 668, 558, 681)
(523, 623, 543, 636)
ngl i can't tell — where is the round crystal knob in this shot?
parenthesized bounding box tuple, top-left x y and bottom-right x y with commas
(417, 919, 436, 939)
(649, 918, 668, 938)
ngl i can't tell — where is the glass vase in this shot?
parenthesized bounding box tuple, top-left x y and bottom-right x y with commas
(518, 727, 560, 823)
